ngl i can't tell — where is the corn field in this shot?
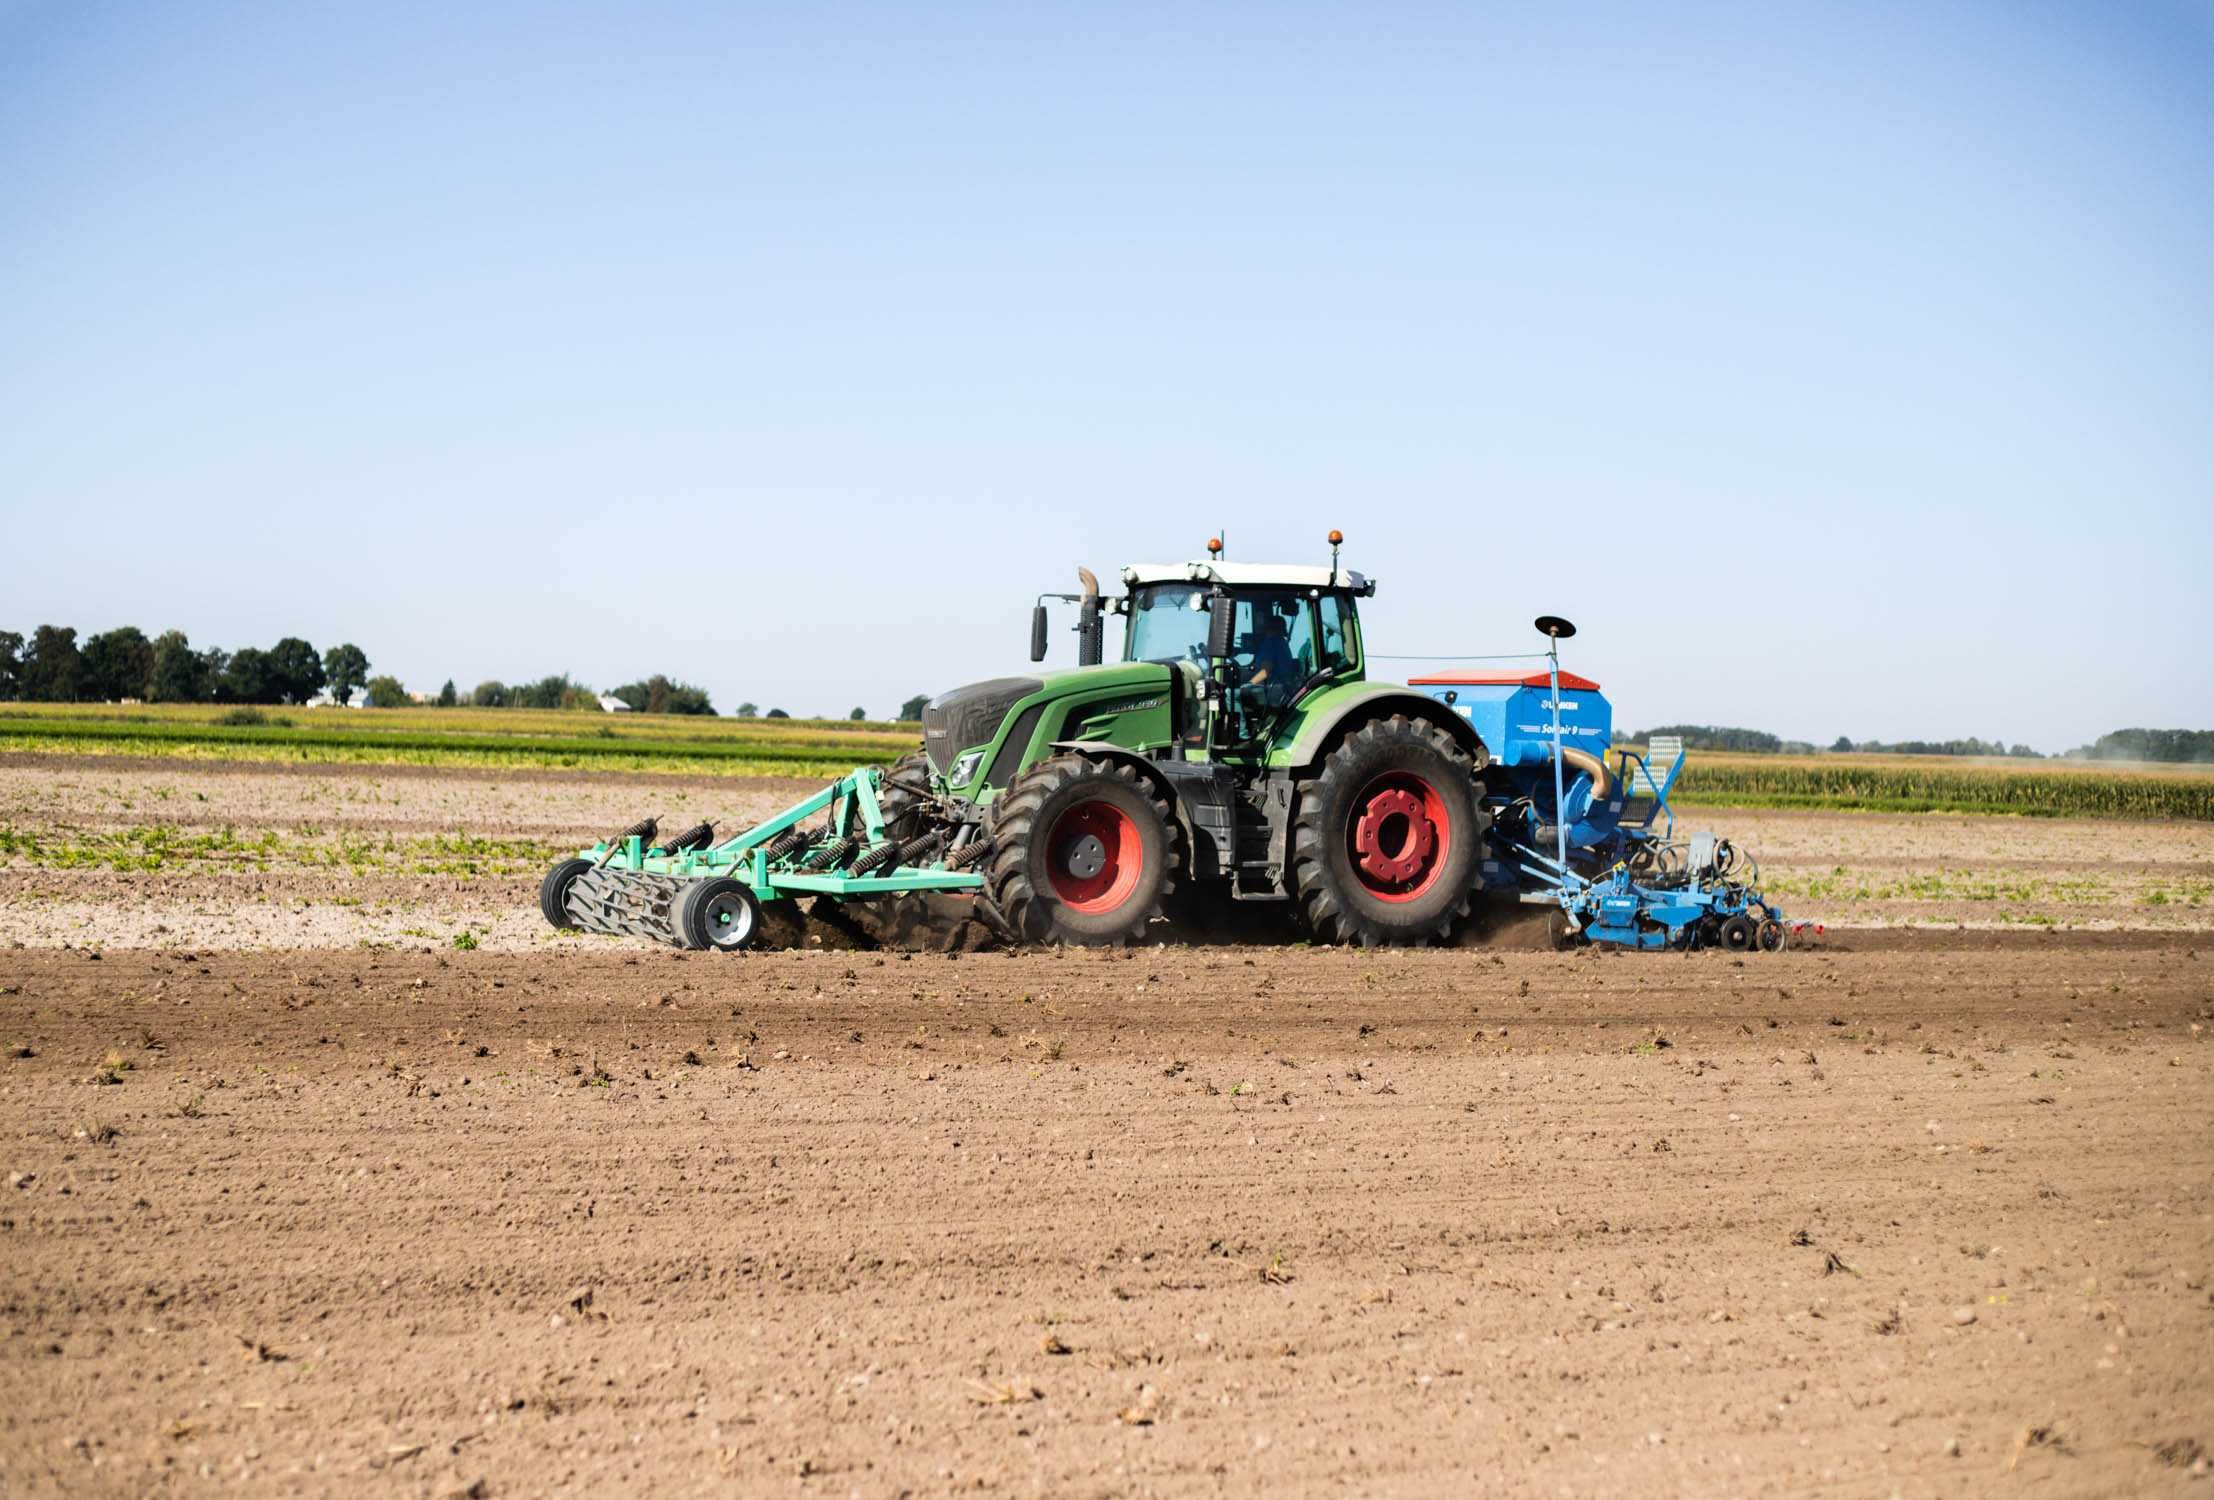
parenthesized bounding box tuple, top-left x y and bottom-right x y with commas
(1674, 753, 2214, 820)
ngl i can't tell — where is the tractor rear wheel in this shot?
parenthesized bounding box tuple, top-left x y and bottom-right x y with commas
(539, 858, 594, 930)
(1290, 714, 1485, 947)
(987, 754, 1176, 946)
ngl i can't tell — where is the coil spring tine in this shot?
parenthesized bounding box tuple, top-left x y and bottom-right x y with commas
(760, 826, 815, 863)
(849, 841, 899, 875)
(595, 816, 661, 868)
(804, 835, 860, 871)
(651, 822, 715, 857)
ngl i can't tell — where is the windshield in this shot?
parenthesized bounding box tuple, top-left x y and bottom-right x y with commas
(1125, 584, 1214, 665)
(1125, 583, 1328, 691)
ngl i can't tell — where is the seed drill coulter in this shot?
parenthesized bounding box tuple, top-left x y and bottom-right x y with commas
(541, 534, 1804, 953)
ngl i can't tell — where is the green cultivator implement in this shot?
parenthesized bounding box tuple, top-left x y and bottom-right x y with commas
(542, 765, 993, 951)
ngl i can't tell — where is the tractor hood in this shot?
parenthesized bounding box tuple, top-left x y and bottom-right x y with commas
(922, 663, 1182, 793)
(922, 676, 1042, 772)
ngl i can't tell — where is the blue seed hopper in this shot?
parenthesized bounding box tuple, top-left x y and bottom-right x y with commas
(1410, 654, 1811, 952)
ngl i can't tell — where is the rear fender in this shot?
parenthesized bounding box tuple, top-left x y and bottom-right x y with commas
(1272, 685, 1491, 773)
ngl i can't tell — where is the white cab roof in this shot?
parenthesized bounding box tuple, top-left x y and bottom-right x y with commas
(1122, 561, 1372, 592)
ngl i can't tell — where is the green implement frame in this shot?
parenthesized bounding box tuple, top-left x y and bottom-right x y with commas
(578, 767, 986, 900)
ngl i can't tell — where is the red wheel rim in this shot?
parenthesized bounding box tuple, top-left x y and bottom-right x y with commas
(1045, 799, 1144, 914)
(1346, 772, 1450, 903)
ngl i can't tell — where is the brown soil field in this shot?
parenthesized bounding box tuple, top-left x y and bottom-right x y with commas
(3, 758, 2209, 953)
(3, 756, 2212, 1496)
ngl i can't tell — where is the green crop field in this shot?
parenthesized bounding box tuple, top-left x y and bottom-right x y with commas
(2, 704, 2209, 819)
(1675, 751, 2214, 820)
(0, 703, 919, 781)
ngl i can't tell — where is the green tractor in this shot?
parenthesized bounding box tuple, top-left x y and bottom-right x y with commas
(542, 535, 1491, 949)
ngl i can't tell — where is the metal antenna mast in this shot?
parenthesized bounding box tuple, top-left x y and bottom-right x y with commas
(1534, 615, 1578, 876)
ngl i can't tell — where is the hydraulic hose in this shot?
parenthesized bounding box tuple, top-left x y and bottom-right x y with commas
(1539, 745, 1612, 803)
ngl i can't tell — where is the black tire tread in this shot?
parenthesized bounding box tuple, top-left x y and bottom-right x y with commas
(876, 747, 936, 843)
(985, 753, 1180, 947)
(539, 857, 595, 930)
(1289, 714, 1487, 948)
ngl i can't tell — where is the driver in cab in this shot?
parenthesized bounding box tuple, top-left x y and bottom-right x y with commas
(1237, 608, 1301, 710)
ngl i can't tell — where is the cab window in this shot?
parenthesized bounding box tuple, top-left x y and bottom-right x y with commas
(1231, 590, 1318, 712)
(1316, 593, 1355, 673)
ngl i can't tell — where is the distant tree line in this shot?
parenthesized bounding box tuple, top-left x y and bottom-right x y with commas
(1624, 724, 1785, 754)
(1617, 722, 2214, 763)
(611, 675, 714, 716)
(0, 624, 720, 716)
(1829, 735, 2042, 758)
(1622, 725, 2045, 758)
(467, 673, 714, 715)
(0, 624, 368, 706)
(2070, 728, 2214, 764)
(721, 696, 933, 722)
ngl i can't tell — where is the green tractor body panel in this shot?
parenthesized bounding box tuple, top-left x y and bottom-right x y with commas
(931, 662, 1182, 806)
(1265, 680, 1489, 772)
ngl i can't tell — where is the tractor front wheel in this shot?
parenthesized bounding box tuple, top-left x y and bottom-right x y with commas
(1291, 715, 1485, 947)
(987, 754, 1176, 946)
(876, 748, 937, 843)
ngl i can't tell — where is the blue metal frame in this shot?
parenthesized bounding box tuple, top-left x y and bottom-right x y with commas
(1478, 654, 1796, 951)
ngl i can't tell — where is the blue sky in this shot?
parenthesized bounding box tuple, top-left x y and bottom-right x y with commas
(3, 1, 2208, 747)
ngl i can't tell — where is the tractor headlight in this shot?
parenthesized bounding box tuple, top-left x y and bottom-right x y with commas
(948, 748, 985, 786)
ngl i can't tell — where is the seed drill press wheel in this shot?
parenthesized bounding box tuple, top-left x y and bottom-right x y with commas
(1718, 914, 1757, 952)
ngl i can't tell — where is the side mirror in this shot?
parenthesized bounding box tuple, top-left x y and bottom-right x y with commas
(1029, 603, 1049, 662)
(1206, 592, 1235, 660)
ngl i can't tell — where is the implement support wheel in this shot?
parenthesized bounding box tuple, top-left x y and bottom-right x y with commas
(679, 877, 762, 952)
(539, 858, 595, 930)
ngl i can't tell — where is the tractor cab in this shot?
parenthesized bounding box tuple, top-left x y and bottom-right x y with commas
(1117, 555, 1372, 748)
